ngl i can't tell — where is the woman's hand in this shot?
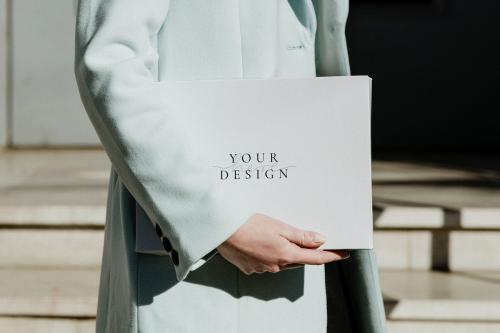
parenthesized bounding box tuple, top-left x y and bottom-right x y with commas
(217, 213, 350, 275)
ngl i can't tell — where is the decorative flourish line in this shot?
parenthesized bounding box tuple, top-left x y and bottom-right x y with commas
(211, 162, 297, 172)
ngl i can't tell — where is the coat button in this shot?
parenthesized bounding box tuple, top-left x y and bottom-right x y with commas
(162, 237, 172, 252)
(155, 224, 163, 238)
(171, 250, 179, 266)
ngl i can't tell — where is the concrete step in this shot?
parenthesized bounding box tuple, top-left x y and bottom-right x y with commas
(0, 318, 94, 333)
(387, 321, 500, 333)
(0, 229, 103, 268)
(374, 230, 500, 271)
(1, 268, 499, 333)
(0, 149, 109, 211)
(374, 206, 500, 230)
(0, 268, 98, 333)
(383, 270, 500, 333)
(0, 268, 99, 318)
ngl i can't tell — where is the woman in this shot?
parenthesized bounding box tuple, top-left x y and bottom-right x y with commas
(74, 0, 387, 332)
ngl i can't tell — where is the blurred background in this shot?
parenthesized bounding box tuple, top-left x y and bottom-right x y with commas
(0, 0, 499, 332)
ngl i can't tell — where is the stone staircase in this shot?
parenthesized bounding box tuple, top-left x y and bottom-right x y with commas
(1, 149, 499, 333)
(373, 153, 500, 333)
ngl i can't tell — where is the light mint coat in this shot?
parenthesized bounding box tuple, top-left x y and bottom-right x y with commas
(74, 0, 387, 332)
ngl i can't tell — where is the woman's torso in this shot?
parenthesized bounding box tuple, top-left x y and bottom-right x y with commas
(155, 0, 317, 80)
(100, 1, 354, 332)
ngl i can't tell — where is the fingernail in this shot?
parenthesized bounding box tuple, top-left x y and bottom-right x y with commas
(339, 250, 351, 259)
(313, 233, 327, 243)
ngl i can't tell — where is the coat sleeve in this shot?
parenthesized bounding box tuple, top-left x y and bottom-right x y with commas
(73, 0, 250, 281)
(313, 0, 351, 76)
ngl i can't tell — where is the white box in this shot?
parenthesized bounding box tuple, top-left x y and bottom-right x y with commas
(136, 76, 373, 253)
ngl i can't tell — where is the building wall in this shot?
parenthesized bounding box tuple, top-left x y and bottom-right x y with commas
(347, 0, 500, 150)
(1, 0, 498, 149)
(0, 0, 8, 147)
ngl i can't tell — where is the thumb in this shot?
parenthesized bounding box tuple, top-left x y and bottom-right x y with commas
(281, 225, 327, 248)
